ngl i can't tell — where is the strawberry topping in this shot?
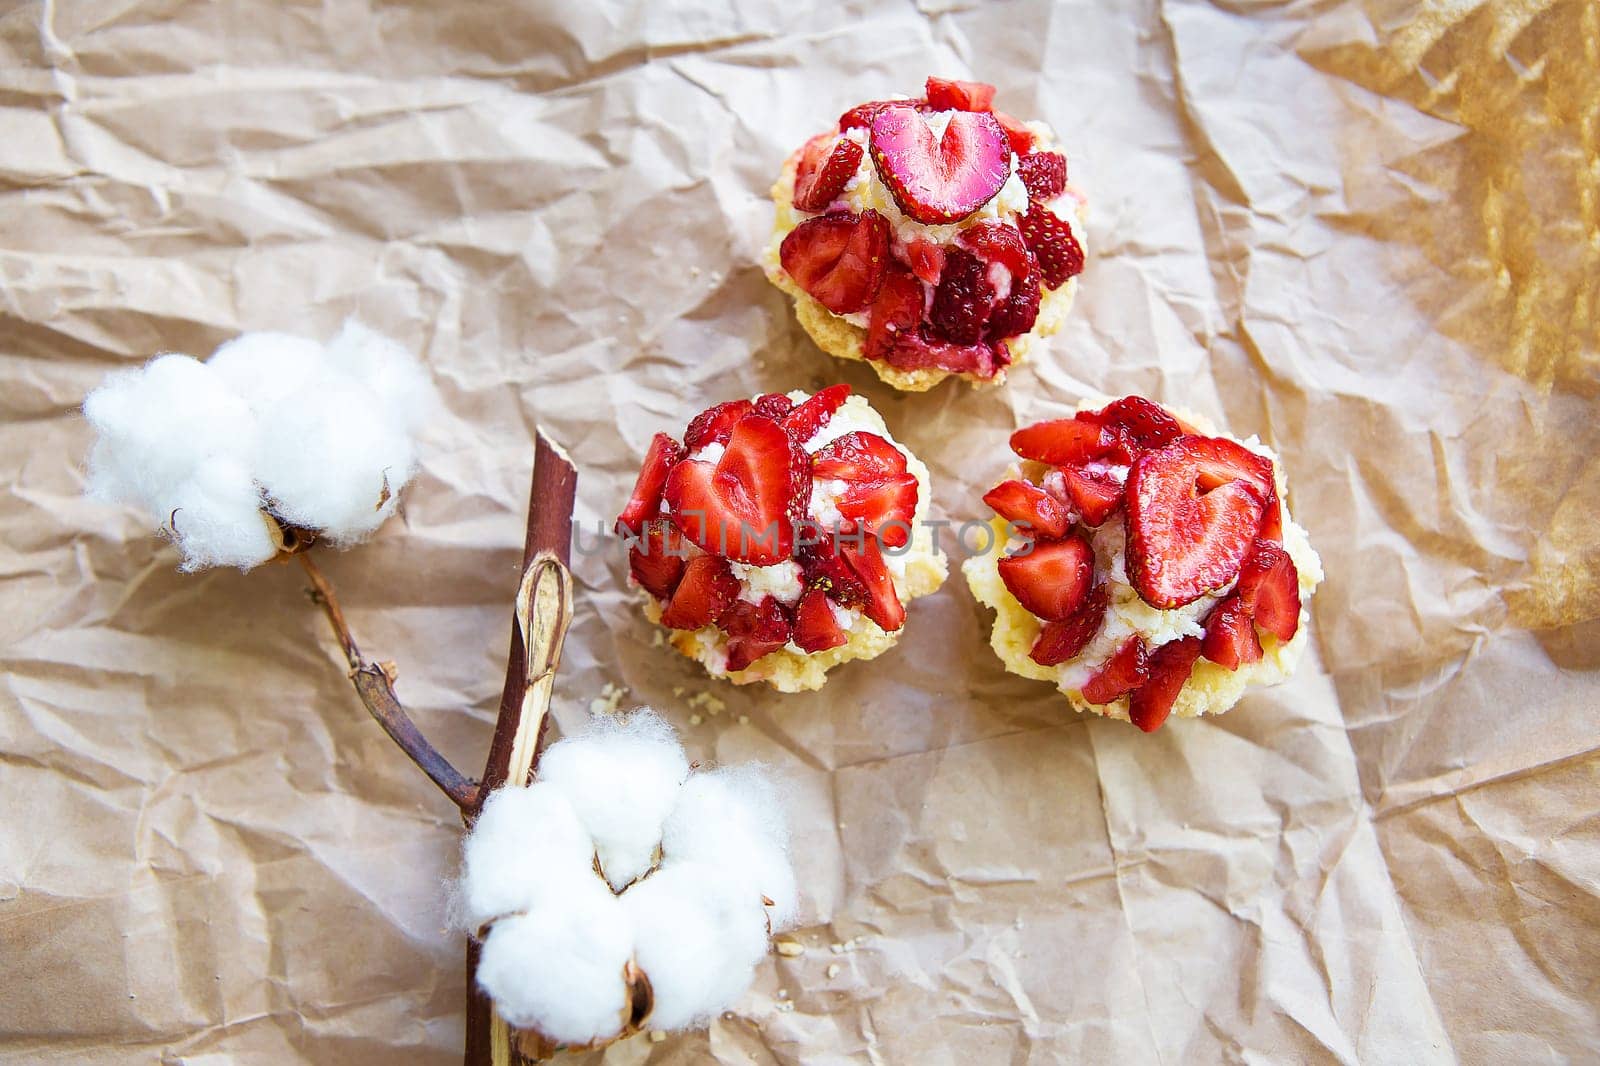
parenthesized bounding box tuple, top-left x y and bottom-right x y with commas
(1080, 637, 1150, 705)
(906, 238, 947, 285)
(1125, 435, 1274, 608)
(1029, 583, 1108, 666)
(665, 413, 803, 565)
(1200, 595, 1262, 669)
(997, 534, 1095, 621)
(780, 209, 891, 314)
(868, 104, 1011, 225)
(660, 554, 739, 630)
(1084, 396, 1182, 449)
(1235, 540, 1301, 642)
(982, 479, 1070, 539)
(927, 247, 996, 345)
(924, 76, 997, 112)
(753, 393, 794, 420)
(992, 110, 1036, 155)
(959, 221, 1033, 279)
(840, 98, 927, 132)
(794, 135, 865, 213)
(1016, 151, 1067, 201)
(685, 399, 754, 451)
(1017, 201, 1085, 289)
(813, 431, 917, 548)
(810, 430, 907, 483)
(1009, 417, 1121, 465)
(881, 332, 1006, 378)
(793, 586, 848, 653)
(722, 596, 794, 672)
(838, 535, 905, 632)
(781, 383, 851, 443)
(984, 263, 1041, 342)
(798, 539, 869, 608)
(865, 263, 925, 365)
(1056, 465, 1124, 526)
(627, 522, 688, 601)
(616, 432, 684, 535)
(1129, 636, 1202, 731)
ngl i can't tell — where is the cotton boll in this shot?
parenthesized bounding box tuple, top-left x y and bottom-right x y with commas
(205, 331, 323, 409)
(321, 319, 435, 433)
(460, 783, 599, 931)
(164, 456, 279, 571)
(476, 879, 635, 1047)
(660, 767, 799, 929)
(622, 862, 772, 1031)
(537, 711, 690, 891)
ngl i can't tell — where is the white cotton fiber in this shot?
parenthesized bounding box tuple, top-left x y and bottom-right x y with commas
(321, 319, 435, 433)
(206, 331, 322, 405)
(660, 767, 799, 930)
(537, 711, 690, 891)
(622, 862, 772, 1031)
(460, 783, 599, 931)
(475, 878, 635, 1046)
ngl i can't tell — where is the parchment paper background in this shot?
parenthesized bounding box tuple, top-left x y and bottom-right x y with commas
(2, 1, 1597, 1062)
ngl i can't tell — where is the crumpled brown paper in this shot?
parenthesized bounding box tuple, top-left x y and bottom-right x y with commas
(2, 1, 1597, 1062)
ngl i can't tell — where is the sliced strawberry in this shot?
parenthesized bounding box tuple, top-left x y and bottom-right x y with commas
(868, 104, 1010, 225)
(882, 331, 1006, 377)
(793, 135, 865, 213)
(1009, 417, 1120, 465)
(1235, 540, 1300, 642)
(616, 432, 684, 535)
(838, 536, 905, 631)
(905, 238, 946, 285)
(665, 414, 803, 564)
(984, 262, 1041, 341)
(628, 522, 688, 602)
(780, 209, 891, 315)
(997, 534, 1095, 621)
(992, 110, 1035, 155)
(840, 98, 927, 132)
(1258, 491, 1284, 544)
(1057, 465, 1124, 526)
(1129, 636, 1202, 732)
(721, 596, 794, 672)
(1080, 637, 1150, 705)
(1017, 201, 1085, 289)
(684, 399, 753, 451)
(782, 384, 851, 443)
(798, 539, 868, 607)
(753, 392, 794, 420)
(1125, 435, 1275, 608)
(793, 586, 848, 653)
(960, 221, 1032, 278)
(982, 479, 1069, 539)
(835, 472, 918, 547)
(1016, 151, 1067, 201)
(660, 554, 739, 630)
(1084, 396, 1182, 450)
(924, 76, 997, 112)
(1029, 583, 1108, 666)
(865, 263, 925, 364)
(1201, 594, 1262, 669)
(810, 431, 907, 483)
(927, 247, 996, 345)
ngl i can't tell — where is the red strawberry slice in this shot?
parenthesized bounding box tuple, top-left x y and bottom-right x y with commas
(960, 221, 1032, 278)
(810, 431, 907, 483)
(1009, 417, 1120, 465)
(660, 554, 739, 630)
(782, 384, 852, 443)
(865, 263, 925, 364)
(835, 472, 918, 547)
(868, 104, 1010, 225)
(1201, 594, 1262, 669)
(780, 210, 891, 315)
(628, 523, 689, 602)
(665, 414, 803, 564)
(982, 479, 1069, 539)
(1235, 540, 1300, 642)
(927, 247, 996, 345)
(882, 331, 1006, 377)
(924, 76, 996, 112)
(793, 586, 848, 653)
(906, 238, 946, 285)
(840, 97, 928, 132)
(1125, 436, 1275, 608)
(992, 110, 1035, 155)
(984, 262, 1041, 341)
(1129, 636, 1202, 731)
(754, 392, 794, 419)
(616, 432, 684, 535)
(1057, 465, 1124, 526)
(685, 399, 753, 451)
(799, 540, 869, 608)
(1016, 151, 1067, 201)
(721, 596, 794, 671)
(1084, 396, 1182, 450)
(1030, 583, 1108, 666)
(1017, 201, 1085, 289)
(794, 135, 865, 213)
(997, 534, 1095, 621)
(838, 536, 905, 631)
(1080, 637, 1150, 705)
(1258, 491, 1284, 544)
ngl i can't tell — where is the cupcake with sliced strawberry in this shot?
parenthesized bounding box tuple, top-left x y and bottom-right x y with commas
(617, 385, 947, 692)
(962, 397, 1322, 731)
(763, 76, 1087, 392)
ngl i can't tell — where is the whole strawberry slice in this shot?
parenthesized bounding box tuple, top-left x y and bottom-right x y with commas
(616, 432, 684, 535)
(1017, 201, 1085, 289)
(782, 384, 851, 443)
(665, 414, 803, 565)
(1016, 151, 1067, 201)
(997, 534, 1094, 621)
(685, 399, 753, 451)
(794, 135, 865, 213)
(1056, 465, 1123, 526)
(780, 210, 891, 315)
(983, 479, 1069, 539)
(1129, 636, 1202, 731)
(1030, 583, 1108, 666)
(1009, 417, 1121, 466)
(628, 522, 689, 601)
(1085, 397, 1182, 450)
(1200, 594, 1262, 669)
(835, 472, 918, 547)
(865, 263, 924, 364)
(1080, 637, 1149, 705)
(721, 596, 794, 672)
(811, 431, 907, 483)
(838, 536, 905, 631)
(1235, 540, 1300, 642)
(793, 586, 848, 653)
(1125, 435, 1274, 609)
(869, 104, 1010, 225)
(660, 554, 739, 630)
(924, 76, 996, 112)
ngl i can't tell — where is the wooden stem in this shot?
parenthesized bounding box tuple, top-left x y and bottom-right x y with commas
(298, 551, 478, 811)
(464, 429, 579, 1066)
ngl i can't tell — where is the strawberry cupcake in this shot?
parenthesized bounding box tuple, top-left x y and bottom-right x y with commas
(962, 397, 1323, 731)
(616, 385, 947, 692)
(763, 76, 1087, 392)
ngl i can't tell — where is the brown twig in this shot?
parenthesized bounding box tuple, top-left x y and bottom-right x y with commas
(298, 551, 478, 811)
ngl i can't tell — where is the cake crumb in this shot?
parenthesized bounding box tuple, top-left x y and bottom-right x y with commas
(689, 713, 703, 726)
(777, 988, 788, 999)
(826, 963, 841, 979)
(686, 690, 726, 715)
(773, 937, 804, 958)
(738, 714, 749, 725)
(649, 1030, 666, 1043)
(587, 682, 627, 716)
